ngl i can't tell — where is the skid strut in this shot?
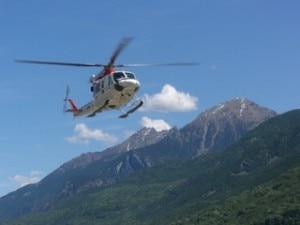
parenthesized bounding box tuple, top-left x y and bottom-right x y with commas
(119, 100, 143, 118)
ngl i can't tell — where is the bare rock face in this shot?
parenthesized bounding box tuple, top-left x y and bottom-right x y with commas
(56, 127, 170, 174)
(178, 97, 277, 155)
(102, 127, 171, 156)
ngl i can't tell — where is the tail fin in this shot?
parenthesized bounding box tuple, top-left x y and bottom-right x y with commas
(66, 99, 80, 114)
(63, 86, 80, 116)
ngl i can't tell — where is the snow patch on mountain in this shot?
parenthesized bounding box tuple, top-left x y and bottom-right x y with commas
(239, 97, 247, 117)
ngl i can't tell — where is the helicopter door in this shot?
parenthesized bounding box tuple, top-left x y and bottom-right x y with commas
(93, 82, 100, 96)
(102, 75, 111, 95)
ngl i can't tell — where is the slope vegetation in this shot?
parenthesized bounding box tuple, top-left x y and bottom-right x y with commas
(0, 98, 276, 223)
(3, 109, 300, 225)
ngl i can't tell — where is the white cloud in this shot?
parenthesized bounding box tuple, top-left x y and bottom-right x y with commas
(11, 171, 44, 187)
(141, 84, 198, 112)
(65, 123, 117, 145)
(140, 116, 171, 132)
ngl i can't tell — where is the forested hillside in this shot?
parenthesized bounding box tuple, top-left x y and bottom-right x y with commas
(3, 109, 300, 225)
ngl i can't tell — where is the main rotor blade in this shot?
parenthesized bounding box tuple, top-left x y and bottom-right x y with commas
(108, 37, 133, 66)
(115, 62, 200, 67)
(15, 60, 105, 67)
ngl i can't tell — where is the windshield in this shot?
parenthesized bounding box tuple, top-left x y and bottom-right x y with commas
(113, 72, 125, 82)
(125, 72, 135, 79)
(113, 72, 136, 81)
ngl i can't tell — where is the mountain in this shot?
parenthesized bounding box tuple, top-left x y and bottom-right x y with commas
(58, 127, 171, 172)
(4, 109, 300, 225)
(178, 97, 277, 156)
(0, 127, 172, 223)
(0, 98, 277, 223)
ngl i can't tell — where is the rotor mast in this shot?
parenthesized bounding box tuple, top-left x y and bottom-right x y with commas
(93, 37, 133, 82)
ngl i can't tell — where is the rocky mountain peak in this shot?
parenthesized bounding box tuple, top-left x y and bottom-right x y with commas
(179, 97, 277, 155)
(103, 126, 172, 155)
(207, 97, 275, 123)
(57, 126, 172, 173)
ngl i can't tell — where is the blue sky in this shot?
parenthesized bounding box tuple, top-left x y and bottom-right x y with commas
(0, 0, 299, 197)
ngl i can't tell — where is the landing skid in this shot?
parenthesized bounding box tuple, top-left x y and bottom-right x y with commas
(119, 100, 143, 118)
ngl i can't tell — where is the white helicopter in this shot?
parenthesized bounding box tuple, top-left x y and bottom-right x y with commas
(16, 38, 198, 118)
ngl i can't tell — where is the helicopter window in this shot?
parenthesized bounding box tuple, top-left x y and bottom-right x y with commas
(125, 72, 135, 79)
(113, 72, 125, 82)
(95, 82, 100, 93)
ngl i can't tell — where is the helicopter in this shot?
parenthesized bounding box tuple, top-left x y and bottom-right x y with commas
(16, 38, 199, 118)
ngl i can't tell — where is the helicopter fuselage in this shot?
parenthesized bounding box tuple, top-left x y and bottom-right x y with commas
(70, 71, 140, 117)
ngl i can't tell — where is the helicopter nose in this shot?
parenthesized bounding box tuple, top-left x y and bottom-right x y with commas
(118, 79, 140, 90)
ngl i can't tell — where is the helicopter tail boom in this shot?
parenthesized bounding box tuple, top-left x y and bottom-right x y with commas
(66, 99, 80, 115)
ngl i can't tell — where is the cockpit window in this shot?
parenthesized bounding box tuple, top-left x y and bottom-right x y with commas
(113, 72, 125, 82)
(113, 72, 136, 82)
(125, 72, 135, 79)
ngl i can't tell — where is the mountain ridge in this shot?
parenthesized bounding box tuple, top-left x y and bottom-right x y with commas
(4, 109, 300, 225)
(0, 97, 277, 223)
(57, 126, 172, 173)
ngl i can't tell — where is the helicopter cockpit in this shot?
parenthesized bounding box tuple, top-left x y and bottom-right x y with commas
(113, 71, 136, 82)
(91, 71, 138, 93)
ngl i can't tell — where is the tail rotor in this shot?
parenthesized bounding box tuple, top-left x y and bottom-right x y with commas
(63, 86, 70, 114)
